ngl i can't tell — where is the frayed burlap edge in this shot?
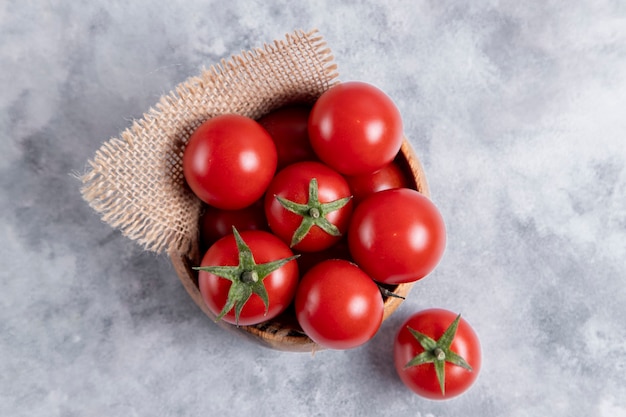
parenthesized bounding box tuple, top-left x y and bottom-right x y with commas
(80, 29, 339, 255)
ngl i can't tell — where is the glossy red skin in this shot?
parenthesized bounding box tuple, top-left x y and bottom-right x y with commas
(199, 200, 268, 251)
(257, 104, 317, 169)
(198, 230, 299, 326)
(308, 81, 404, 175)
(264, 161, 353, 252)
(394, 309, 482, 399)
(345, 161, 410, 205)
(295, 259, 383, 349)
(183, 114, 277, 210)
(348, 188, 446, 284)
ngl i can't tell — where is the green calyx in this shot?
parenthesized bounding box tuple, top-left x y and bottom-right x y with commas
(405, 314, 473, 395)
(194, 227, 299, 326)
(275, 178, 352, 248)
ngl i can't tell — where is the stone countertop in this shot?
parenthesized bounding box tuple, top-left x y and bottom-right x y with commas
(2, 2, 625, 416)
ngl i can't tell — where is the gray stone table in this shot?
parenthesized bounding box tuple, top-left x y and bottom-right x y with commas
(2, 2, 625, 416)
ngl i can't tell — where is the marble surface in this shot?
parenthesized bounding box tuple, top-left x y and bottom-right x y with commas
(2, 1, 626, 416)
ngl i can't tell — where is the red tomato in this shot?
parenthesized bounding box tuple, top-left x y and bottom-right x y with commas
(295, 237, 352, 275)
(257, 104, 317, 169)
(295, 259, 383, 349)
(199, 200, 268, 250)
(183, 114, 277, 210)
(198, 229, 299, 326)
(394, 309, 481, 399)
(308, 81, 404, 175)
(345, 161, 410, 205)
(264, 161, 353, 252)
(348, 188, 446, 284)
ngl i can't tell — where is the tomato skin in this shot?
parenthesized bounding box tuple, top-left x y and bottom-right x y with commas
(183, 114, 277, 210)
(198, 230, 299, 326)
(199, 200, 268, 250)
(348, 188, 446, 284)
(308, 82, 404, 175)
(394, 309, 481, 399)
(345, 161, 410, 205)
(264, 161, 353, 252)
(257, 104, 317, 169)
(295, 259, 383, 349)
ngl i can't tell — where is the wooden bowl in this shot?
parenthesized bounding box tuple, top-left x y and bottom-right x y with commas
(79, 30, 429, 352)
(168, 138, 430, 352)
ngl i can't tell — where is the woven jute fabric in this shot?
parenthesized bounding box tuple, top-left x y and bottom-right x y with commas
(80, 29, 339, 254)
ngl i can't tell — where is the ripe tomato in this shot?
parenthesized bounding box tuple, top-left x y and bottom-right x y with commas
(295, 237, 352, 275)
(348, 188, 446, 284)
(183, 114, 277, 210)
(308, 81, 404, 175)
(264, 161, 353, 252)
(345, 161, 410, 205)
(394, 309, 481, 399)
(199, 200, 268, 251)
(257, 104, 317, 169)
(197, 229, 299, 326)
(295, 259, 383, 349)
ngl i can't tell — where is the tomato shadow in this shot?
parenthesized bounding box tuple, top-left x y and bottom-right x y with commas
(361, 308, 415, 396)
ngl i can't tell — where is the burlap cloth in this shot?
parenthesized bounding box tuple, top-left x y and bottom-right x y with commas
(80, 29, 339, 255)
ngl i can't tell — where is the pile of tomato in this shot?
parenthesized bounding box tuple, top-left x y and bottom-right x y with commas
(183, 81, 481, 400)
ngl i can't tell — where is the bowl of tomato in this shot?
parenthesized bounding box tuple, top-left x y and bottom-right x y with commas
(171, 137, 432, 352)
(170, 79, 442, 352)
(81, 30, 445, 353)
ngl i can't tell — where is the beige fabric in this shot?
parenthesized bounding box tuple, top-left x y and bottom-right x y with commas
(80, 29, 339, 254)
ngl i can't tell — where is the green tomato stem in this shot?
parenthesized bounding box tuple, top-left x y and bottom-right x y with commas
(240, 270, 259, 283)
(309, 207, 321, 219)
(405, 315, 474, 396)
(275, 178, 352, 248)
(193, 226, 299, 325)
(434, 347, 446, 361)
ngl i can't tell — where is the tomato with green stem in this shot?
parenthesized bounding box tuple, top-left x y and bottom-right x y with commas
(264, 161, 353, 252)
(196, 227, 299, 326)
(394, 309, 481, 399)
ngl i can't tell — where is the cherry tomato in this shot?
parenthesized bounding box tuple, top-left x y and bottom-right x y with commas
(199, 200, 268, 251)
(183, 114, 277, 210)
(264, 161, 353, 252)
(295, 259, 383, 349)
(308, 81, 404, 175)
(197, 229, 299, 326)
(257, 104, 317, 169)
(295, 237, 352, 275)
(348, 188, 446, 284)
(345, 161, 410, 205)
(394, 309, 481, 399)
